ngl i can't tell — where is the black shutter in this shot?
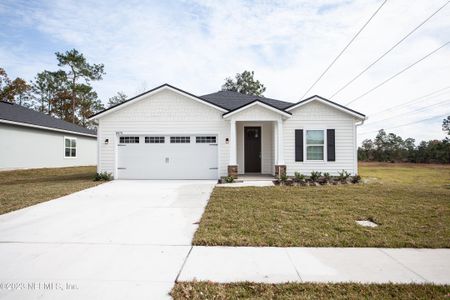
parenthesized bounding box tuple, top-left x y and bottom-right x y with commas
(327, 129, 335, 161)
(295, 129, 303, 162)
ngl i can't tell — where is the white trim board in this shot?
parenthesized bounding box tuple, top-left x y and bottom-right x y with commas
(89, 85, 228, 121)
(286, 96, 366, 120)
(223, 101, 291, 119)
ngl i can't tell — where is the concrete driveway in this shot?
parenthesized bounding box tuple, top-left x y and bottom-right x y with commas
(0, 180, 215, 300)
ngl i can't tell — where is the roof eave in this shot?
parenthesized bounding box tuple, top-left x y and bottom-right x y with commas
(0, 119, 97, 138)
(285, 95, 366, 120)
(222, 100, 292, 119)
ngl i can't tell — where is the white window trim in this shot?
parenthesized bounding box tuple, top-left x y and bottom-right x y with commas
(304, 129, 327, 162)
(64, 136, 77, 159)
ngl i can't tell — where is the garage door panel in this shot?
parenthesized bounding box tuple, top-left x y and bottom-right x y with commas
(118, 135, 218, 179)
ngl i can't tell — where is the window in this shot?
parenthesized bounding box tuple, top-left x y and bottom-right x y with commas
(145, 136, 165, 143)
(306, 130, 324, 160)
(196, 136, 216, 143)
(119, 136, 139, 143)
(170, 136, 190, 143)
(64, 137, 76, 157)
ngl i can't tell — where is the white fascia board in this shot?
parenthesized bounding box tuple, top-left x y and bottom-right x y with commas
(223, 101, 291, 119)
(0, 119, 97, 138)
(286, 97, 366, 120)
(89, 85, 227, 121)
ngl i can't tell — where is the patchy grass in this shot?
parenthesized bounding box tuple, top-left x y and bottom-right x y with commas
(193, 163, 450, 247)
(172, 282, 450, 300)
(0, 166, 101, 215)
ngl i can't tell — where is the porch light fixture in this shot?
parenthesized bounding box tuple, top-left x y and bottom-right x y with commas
(104, 138, 109, 144)
(225, 138, 229, 144)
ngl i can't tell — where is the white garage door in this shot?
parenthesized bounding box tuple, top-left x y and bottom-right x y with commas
(117, 135, 218, 179)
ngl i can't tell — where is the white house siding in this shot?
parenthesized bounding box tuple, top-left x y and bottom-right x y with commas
(236, 121, 274, 174)
(283, 101, 357, 176)
(97, 89, 230, 178)
(0, 123, 97, 170)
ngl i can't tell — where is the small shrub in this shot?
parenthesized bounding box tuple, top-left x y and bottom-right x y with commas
(338, 170, 351, 183)
(225, 176, 234, 183)
(94, 172, 113, 181)
(323, 172, 332, 183)
(294, 172, 306, 182)
(310, 171, 322, 182)
(351, 174, 361, 184)
(285, 178, 294, 186)
(280, 173, 288, 183)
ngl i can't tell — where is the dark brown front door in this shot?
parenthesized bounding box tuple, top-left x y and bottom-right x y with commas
(244, 127, 261, 173)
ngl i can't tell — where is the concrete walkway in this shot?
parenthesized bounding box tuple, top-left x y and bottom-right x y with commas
(178, 246, 450, 284)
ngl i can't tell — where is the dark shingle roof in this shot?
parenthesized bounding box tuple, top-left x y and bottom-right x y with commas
(201, 90, 293, 111)
(0, 101, 96, 137)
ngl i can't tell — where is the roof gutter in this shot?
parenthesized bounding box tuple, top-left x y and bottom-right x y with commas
(0, 119, 97, 138)
(356, 116, 368, 126)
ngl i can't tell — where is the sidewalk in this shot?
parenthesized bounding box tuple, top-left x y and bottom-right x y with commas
(178, 246, 450, 284)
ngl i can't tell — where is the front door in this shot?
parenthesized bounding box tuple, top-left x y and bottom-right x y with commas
(244, 127, 261, 173)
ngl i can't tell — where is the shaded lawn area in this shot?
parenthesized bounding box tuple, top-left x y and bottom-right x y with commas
(172, 282, 450, 300)
(193, 163, 450, 247)
(0, 166, 101, 215)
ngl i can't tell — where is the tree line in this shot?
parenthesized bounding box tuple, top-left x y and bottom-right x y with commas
(359, 120, 450, 164)
(0, 49, 127, 128)
(0, 67, 266, 128)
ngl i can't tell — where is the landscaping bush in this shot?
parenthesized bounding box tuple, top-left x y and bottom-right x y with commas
(338, 170, 351, 183)
(310, 171, 321, 182)
(279, 173, 288, 184)
(94, 172, 113, 181)
(351, 175, 362, 184)
(323, 172, 332, 183)
(294, 172, 306, 183)
(224, 176, 234, 183)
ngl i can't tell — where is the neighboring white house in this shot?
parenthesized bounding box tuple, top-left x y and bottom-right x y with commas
(0, 101, 97, 170)
(89, 84, 366, 180)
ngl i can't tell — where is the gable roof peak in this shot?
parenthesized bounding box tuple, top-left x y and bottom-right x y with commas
(285, 94, 366, 119)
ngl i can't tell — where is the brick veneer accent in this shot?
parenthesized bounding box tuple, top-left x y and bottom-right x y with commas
(275, 165, 286, 178)
(227, 165, 238, 178)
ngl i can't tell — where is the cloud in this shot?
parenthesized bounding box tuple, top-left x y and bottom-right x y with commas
(1, 0, 449, 143)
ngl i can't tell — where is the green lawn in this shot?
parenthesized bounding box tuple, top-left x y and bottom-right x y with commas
(0, 166, 101, 215)
(193, 163, 450, 248)
(171, 282, 450, 300)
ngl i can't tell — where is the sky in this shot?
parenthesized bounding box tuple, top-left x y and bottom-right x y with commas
(1, 0, 449, 144)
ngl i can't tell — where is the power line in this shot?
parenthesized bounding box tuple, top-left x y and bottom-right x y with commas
(299, 0, 388, 99)
(365, 98, 450, 126)
(369, 85, 450, 117)
(330, 1, 450, 99)
(359, 112, 450, 135)
(346, 41, 450, 105)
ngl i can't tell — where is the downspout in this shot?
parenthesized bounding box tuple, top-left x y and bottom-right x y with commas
(354, 117, 367, 175)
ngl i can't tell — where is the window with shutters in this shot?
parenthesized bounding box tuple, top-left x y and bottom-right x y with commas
(305, 130, 325, 161)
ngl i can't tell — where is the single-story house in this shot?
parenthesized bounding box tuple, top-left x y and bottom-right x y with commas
(0, 101, 97, 170)
(89, 84, 366, 180)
